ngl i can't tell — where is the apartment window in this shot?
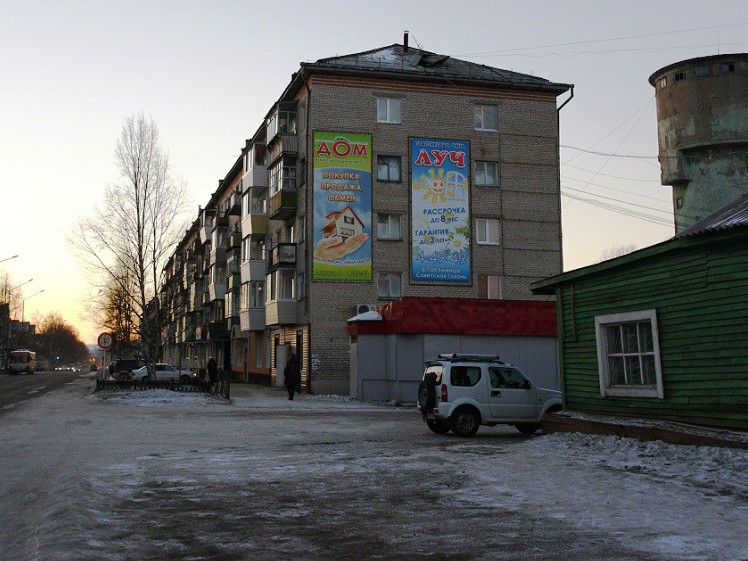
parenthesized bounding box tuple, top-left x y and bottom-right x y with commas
(269, 269, 295, 301)
(377, 155, 402, 182)
(475, 161, 499, 187)
(474, 104, 498, 131)
(377, 213, 401, 240)
(250, 188, 266, 214)
(594, 310, 664, 399)
(476, 218, 500, 245)
(267, 106, 297, 138)
(377, 272, 401, 298)
(478, 275, 501, 299)
(268, 161, 297, 196)
(377, 97, 401, 123)
(296, 271, 305, 301)
(249, 239, 265, 261)
(298, 215, 306, 243)
(250, 281, 264, 308)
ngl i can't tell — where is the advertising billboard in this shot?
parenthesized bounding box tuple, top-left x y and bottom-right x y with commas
(312, 132, 372, 281)
(411, 137, 471, 283)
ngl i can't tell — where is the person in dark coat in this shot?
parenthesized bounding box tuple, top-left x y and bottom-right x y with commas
(207, 357, 218, 385)
(284, 354, 300, 400)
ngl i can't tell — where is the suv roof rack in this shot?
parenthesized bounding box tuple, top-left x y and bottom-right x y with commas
(436, 353, 501, 362)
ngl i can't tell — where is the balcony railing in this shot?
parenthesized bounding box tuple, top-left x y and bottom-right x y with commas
(268, 243, 296, 270)
(266, 188, 297, 220)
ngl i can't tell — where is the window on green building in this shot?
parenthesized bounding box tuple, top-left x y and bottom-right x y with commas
(594, 309, 664, 399)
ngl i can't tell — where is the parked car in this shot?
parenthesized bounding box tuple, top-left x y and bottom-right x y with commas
(36, 361, 47, 372)
(417, 353, 562, 437)
(110, 358, 146, 380)
(129, 363, 195, 382)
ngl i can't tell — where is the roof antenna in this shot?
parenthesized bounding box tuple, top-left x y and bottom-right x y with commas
(404, 30, 409, 52)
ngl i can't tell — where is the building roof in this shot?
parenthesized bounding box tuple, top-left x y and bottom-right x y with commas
(676, 192, 748, 238)
(532, 191, 748, 295)
(295, 43, 572, 95)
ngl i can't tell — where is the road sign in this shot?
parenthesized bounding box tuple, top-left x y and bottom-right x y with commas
(98, 332, 113, 349)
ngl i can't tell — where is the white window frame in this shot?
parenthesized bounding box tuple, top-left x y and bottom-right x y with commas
(377, 97, 401, 124)
(594, 309, 664, 399)
(475, 161, 499, 187)
(377, 271, 401, 298)
(377, 213, 401, 240)
(268, 270, 295, 301)
(474, 104, 498, 131)
(476, 218, 500, 245)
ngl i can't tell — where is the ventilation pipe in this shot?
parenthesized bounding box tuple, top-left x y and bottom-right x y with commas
(404, 30, 409, 52)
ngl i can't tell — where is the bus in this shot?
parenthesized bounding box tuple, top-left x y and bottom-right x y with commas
(8, 349, 36, 374)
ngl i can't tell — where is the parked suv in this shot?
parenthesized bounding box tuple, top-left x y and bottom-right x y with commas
(417, 353, 562, 437)
(110, 358, 146, 380)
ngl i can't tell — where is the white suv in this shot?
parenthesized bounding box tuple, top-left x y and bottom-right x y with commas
(417, 353, 562, 437)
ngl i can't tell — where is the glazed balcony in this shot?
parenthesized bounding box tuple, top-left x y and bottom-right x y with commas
(240, 258, 266, 284)
(265, 300, 296, 326)
(239, 308, 266, 332)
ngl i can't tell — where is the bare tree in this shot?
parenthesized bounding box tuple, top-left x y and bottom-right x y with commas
(598, 243, 638, 262)
(69, 113, 190, 374)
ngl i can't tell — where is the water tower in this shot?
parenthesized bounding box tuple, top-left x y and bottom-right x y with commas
(649, 54, 748, 232)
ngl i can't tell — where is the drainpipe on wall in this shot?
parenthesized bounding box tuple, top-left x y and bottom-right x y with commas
(555, 85, 574, 274)
(302, 68, 313, 394)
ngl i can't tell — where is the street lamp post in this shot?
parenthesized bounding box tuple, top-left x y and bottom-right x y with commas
(22, 289, 44, 322)
(2, 278, 32, 304)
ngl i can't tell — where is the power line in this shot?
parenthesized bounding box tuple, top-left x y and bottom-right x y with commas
(457, 23, 748, 57)
(563, 164, 659, 184)
(561, 189, 674, 226)
(561, 145, 658, 160)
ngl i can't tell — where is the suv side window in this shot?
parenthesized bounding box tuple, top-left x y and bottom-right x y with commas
(451, 366, 481, 386)
(489, 366, 529, 389)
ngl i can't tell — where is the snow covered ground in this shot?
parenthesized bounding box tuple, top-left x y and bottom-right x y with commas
(1, 374, 747, 560)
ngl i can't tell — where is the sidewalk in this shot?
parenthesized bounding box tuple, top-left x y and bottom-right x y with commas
(544, 410, 748, 450)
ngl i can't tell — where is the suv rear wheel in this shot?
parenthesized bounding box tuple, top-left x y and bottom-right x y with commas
(425, 419, 450, 434)
(450, 406, 480, 437)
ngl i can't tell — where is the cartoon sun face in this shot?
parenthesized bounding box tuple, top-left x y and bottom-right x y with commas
(414, 168, 452, 204)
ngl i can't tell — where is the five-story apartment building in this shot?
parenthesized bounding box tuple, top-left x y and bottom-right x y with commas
(161, 39, 572, 395)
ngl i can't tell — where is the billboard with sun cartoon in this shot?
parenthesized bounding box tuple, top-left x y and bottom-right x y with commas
(312, 132, 372, 281)
(410, 137, 470, 283)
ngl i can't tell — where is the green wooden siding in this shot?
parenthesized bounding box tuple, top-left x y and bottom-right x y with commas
(556, 232, 748, 429)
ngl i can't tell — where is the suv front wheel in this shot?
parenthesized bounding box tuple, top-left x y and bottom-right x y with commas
(450, 406, 480, 437)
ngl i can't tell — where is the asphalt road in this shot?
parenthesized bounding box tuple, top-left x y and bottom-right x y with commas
(0, 369, 78, 415)
(1, 376, 744, 561)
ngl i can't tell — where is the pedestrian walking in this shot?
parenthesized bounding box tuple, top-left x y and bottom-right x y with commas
(284, 354, 300, 400)
(207, 357, 218, 387)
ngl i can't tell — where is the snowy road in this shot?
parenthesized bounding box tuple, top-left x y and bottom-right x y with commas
(1, 375, 747, 560)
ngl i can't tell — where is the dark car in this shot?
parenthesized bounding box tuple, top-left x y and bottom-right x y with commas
(110, 358, 146, 380)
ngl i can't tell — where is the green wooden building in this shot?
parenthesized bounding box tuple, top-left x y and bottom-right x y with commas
(532, 193, 748, 430)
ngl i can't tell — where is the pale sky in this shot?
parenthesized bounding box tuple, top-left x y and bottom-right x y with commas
(2, 0, 747, 344)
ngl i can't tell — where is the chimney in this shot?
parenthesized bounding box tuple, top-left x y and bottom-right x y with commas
(404, 30, 409, 52)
